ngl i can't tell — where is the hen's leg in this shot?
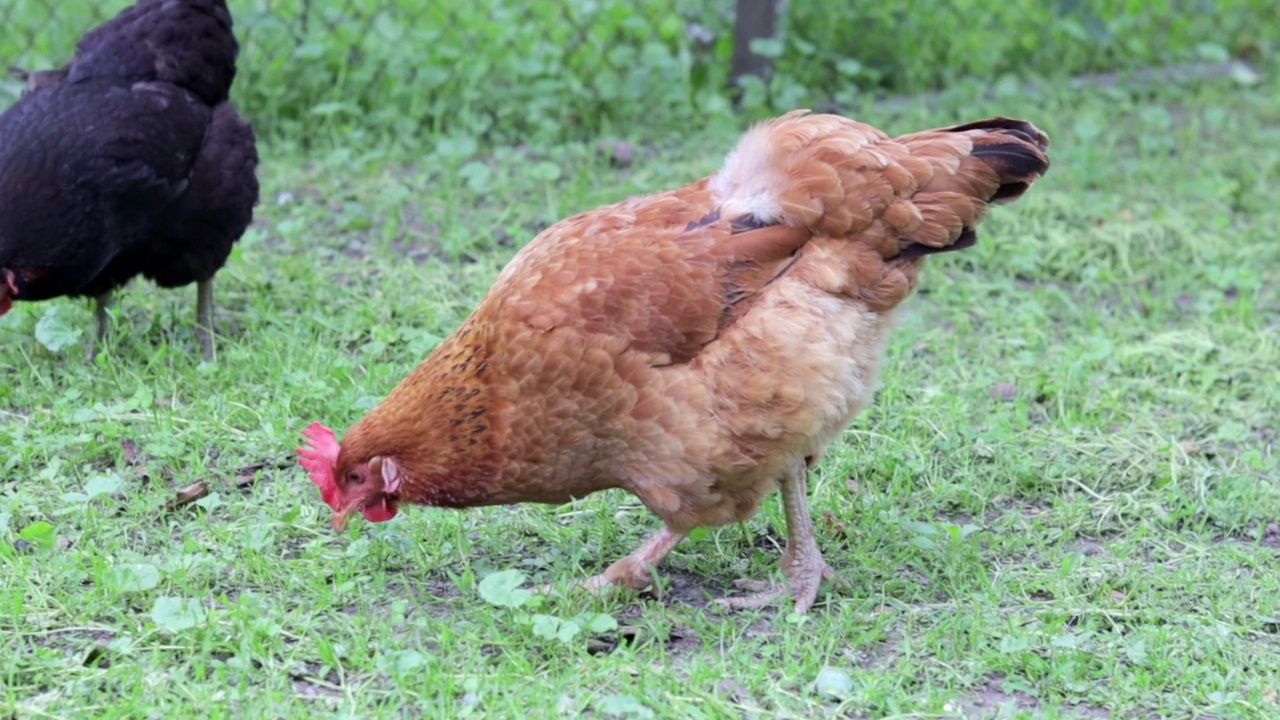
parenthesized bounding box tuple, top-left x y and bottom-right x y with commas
(86, 290, 113, 363)
(584, 525, 687, 592)
(718, 460, 840, 614)
(196, 279, 214, 362)
(541, 526, 687, 596)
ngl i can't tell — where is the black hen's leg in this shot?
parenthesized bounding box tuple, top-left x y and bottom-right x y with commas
(196, 279, 214, 362)
(85, 290, 113, 363)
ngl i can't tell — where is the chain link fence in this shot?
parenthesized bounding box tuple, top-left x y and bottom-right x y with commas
(3, 1, 1274, 148)
(1, 0, 750, 146)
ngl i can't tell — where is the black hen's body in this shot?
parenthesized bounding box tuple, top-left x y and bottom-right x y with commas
(0, 0, 257, 358)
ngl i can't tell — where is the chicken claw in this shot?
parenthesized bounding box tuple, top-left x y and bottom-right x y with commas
(717, 461, 843, 614)
(719, 552, 841, 614)
(540, 526, 688, 597)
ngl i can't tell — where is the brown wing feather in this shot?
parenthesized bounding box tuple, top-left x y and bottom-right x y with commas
(490, 180, 811, 365)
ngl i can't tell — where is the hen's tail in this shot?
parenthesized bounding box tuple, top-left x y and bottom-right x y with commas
(149, 102, 259, 287)
(891, 117, 1050, 259)
(66, 0, 239, 106)
(709, 111, 1050, 262)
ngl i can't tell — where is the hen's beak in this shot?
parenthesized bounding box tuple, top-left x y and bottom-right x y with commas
(331, 510, 350, 533)
(331, 497, 361, 533)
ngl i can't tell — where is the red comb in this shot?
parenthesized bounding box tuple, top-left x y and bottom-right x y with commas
(297, 422, 342, 510)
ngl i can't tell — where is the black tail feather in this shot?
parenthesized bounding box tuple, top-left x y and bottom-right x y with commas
(957, 120, 1051, 205)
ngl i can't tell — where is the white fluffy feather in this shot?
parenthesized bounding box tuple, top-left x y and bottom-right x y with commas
(709, 115, 800, 224)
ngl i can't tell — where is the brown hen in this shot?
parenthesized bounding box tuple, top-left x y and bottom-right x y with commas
(299, 111, 1050, 613)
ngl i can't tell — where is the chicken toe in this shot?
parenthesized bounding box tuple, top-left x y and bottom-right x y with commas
(717, 461, 842, 614)
(543, 526, 687, 596)
(719, 548, 840, 614)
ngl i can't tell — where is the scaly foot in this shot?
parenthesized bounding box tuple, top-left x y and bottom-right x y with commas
(716, 459, 844, 614)
(537, 526, 687, 597)
(717, 549, 841, 614)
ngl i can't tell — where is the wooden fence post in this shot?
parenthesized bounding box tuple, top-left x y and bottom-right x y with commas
(730, 0, 782, 91)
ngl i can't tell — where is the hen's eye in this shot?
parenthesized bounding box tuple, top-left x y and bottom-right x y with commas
(346, 471, 362, 485)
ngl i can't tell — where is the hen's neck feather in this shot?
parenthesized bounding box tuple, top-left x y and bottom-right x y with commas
(342, 320, 504, 508)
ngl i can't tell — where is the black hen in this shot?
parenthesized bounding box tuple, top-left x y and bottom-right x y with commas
(0, 0, 258, 361)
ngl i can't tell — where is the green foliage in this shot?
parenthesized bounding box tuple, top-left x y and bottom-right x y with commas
(2, 0, 1275, 149)
(0, 0, 736, 148)
(776, 0, 1277, 109)
(477, 568, 532, 608)
(595, 693, 655, 719)
(33, 306, 83, 354)
(150, 596, 208, 632)
(813, 666, 857, 701)
(230, 0, 733, 149)
(16, 520, 56, 550)
(102, 563, 161, 593)
(477, 569, 620, 647)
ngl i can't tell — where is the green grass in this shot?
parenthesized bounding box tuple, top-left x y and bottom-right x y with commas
(3, 73, 1280, 718)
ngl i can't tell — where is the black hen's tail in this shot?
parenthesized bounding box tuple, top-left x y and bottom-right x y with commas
(148, 102, 260, 288)
(65, 0, 240, 106)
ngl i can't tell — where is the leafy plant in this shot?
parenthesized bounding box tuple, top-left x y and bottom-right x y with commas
(477, 569, 618, 647)
(150, 596, 208, 632)
(477, 568, 533, 608)
(34, 305, 84, 353)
